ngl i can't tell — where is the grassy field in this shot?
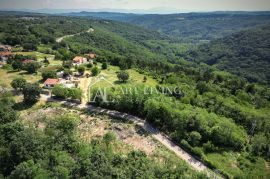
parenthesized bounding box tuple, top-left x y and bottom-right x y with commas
(14, 51, 62, 66)
(0, 69, 42, 88)
(90, 64, 157, 89)
(0, 51, 63, 87)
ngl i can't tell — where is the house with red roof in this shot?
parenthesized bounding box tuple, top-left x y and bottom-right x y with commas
(44, 78, 60, 88)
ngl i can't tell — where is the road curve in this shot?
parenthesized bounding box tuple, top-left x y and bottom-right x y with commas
(40, 95, 222, 178)
(56, 28, 94, 43)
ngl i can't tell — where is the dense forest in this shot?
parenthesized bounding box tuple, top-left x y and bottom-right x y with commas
(187, 24, 270, 85)
(64, 11, 270, 42)
(0, 12, 270, 178)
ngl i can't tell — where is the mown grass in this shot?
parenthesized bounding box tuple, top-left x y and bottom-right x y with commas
(0, 69, 42, 87)
(13, 51, 62, 66)
(90, 64, 157, 89)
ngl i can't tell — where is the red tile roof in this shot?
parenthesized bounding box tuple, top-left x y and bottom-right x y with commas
(0, 51, 12, 56)
(22, 59, 35, 64)
(73, 56, 87, 64)
(44, 78, 59, 85)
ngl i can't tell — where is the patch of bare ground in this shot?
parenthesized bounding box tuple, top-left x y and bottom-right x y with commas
(21, 106, 157, 155)
(20, 107, 66, 129)
(78, 115, 156, 155)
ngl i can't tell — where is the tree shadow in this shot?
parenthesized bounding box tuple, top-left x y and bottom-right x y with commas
(7, 70, 19, 73)
(13, 101, 36, 111)
(114, 81, 129, 85)
(19, 71, 30, 75)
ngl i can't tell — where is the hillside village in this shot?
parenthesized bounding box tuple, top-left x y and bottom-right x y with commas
(0, 44, 100, 102)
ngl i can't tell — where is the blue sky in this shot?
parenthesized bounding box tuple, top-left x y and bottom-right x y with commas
(0, 0, 270, 13)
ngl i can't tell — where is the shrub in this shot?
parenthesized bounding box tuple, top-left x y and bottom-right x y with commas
(42, 70, 57, 80)
(117, 71, 129, 83)
(91, 66, 100, 76)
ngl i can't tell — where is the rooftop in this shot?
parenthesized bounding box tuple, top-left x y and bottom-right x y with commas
(44, 78, 59, 85)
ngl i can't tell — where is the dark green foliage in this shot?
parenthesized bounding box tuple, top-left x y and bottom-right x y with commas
(52, 85, 82, 101)
(0, 93, 202, 178)
(11, 60, 23, 71)
(115, 12, 270, 42)
(52, 85, 69, 99)
(77, 66, 85, 75)
(190, 25, 270, 85)
(22, 83, 41, 104)
(11, 78, 27, 92)
(117, 71, 129, 83)
(101, 62, 108, 70)
(0, 93, 17, 124)
(23, 62, 41, 74)
(41, 70, 57, 80)
(22, 43, 38, 51)
(91, 66, 100, 76)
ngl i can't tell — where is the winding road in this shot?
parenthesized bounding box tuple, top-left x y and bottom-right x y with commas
(56, 28, 94, 43)
(40, 95, 223, 178)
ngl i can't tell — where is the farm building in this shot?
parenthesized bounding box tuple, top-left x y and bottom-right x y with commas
(73, 56, 87, 66)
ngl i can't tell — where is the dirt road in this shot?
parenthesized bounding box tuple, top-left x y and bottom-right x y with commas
(40, 95, 222, 178)
(56, 28, 94, 43)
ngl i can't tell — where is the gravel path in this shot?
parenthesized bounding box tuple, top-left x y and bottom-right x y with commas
(40, 95, 223, 178)
(56, 28, 94, 43)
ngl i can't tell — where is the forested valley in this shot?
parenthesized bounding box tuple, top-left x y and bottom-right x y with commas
(0, 12, 270, 178)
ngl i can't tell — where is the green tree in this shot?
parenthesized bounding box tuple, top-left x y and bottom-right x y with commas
(12, 60, 23, 71)
(77, 66, 85, 75)
(196, 81, 209, 95)
(0, 94, 17, 124)
(43, 57, 50, 64)
(68, 88, 83, 101)
(42, 70, 57, 80)
(143, 76, 147, 83)
(22, 83, 41, 104)
(91, 66, 100, 76)
(102, 62, 108, 70)
(22, 43, 38, 51)
(117, 71, 129, 83)
(52, 85, 69, 99)
(10, 160, 40, 179)
(24, 62, 41, 74)
(188, 131, 202, 146)
(11, 78, 27, 92)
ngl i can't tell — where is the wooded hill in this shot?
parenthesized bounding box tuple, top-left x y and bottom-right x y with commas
(63, 11, 270, 42)
(187, 24, 270, 85)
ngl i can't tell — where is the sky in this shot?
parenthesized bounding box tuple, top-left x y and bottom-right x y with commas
(0, 0, 270, 13)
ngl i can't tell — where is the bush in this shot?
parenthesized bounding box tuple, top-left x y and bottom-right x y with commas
(12, 60, 23, 71)
(91, 66, 100, 76)
(68, 88, 82, 101)
(22, 43, 38, 51)
(11, 78, 27, 92)
(77, 66, 85, 75)
(52, 85, 82, 101)
(52, 85, 69, 99)
(117, 71, 129, 83)
(22, 83, 41, 104)
(23, 62, 41, 74)
(102, 62, 108, 70)
(42, 70, 57, 80)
